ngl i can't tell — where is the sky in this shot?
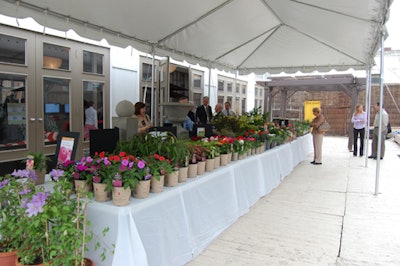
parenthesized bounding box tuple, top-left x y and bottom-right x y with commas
(385, 0, 400, 50)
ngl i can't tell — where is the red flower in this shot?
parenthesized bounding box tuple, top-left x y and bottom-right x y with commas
(159, 156, 165, 161)
(119, 151, 127, 157)
(154, 154, 160, 160)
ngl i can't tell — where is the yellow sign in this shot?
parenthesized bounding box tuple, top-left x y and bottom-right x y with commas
(304, 101, 320, 122)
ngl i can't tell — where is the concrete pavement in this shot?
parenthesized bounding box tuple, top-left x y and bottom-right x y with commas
(186, 136, 400, 266)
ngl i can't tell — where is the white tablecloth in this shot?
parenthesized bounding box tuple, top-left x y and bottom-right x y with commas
(86, 134, 312, 266)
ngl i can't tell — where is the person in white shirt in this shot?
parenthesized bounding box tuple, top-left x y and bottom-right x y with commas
(368, 102, 389, 159)
(222, 101, 235, 116)
(84, 101, 98, 140)
(351, 104, 367, 157)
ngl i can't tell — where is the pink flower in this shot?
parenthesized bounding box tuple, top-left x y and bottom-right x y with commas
(93, 176, 101, 183)
(137, 160, 146, 169)
(113, 179, 123, 187)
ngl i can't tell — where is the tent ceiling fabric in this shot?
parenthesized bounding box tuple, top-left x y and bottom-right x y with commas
(0, 0, 391, 74)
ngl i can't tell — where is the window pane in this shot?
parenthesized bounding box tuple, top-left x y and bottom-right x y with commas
(193, 74, 201, 88)
(0, 34, 26, 65)
(84, 81, 104, 141)
(227, 83, 232, 92)
(218, 96, 224, 104)
(242, 85, 246, 95)
(43, 77, 70, 145)
(236, 84, 240, 93)
(193, 92, 202, 107)
(218, 80, 224, 91)
(83, 51, 103, 74)
(0, 73, 26, 150)
(142, 63, 153, 81)
(43, 43, 69, 70)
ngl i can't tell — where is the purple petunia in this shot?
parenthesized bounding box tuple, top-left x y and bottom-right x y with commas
(137, 160, 146, 169)
(77, 164, 88, 171)
(121, 159, 129, 167)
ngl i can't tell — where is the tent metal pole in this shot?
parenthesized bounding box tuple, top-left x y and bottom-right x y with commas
(233, 70, 238, 112)
(364, 67, 372, 167)
(375, 30, 385, 196)
(208, 64, 211, 97)
(151, 47, 155, 123)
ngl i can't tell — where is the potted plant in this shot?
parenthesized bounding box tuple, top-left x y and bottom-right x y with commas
(106, 152, 142, 206)
(0, 171, 36, 265)
(66, 156, 97, 193)
(0, 168, 101, 266)
(24, 151, 51, 185)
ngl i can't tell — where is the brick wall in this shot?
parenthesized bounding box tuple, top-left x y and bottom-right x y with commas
(270, 84, 400, 136)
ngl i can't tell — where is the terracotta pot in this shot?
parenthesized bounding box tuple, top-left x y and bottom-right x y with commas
(93, 183, 111, 202)
(197, 161, 206, 175)
(178, 166, 188, 183)
(150, 175, 164, 193)
(133, 180, 151, 199)
(188, 164, 197, 178)
(112, 187, 131, 206)
(15, 257, 44, 266)
(165, 171, 179, 187)
(205, 158, 214, 172)
(0, 250, 16, 266)
(84, 257, 95, 266)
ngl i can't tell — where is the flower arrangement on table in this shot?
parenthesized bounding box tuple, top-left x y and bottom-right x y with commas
(57, 157, 95, 185)
(232, 136, 246, 155)
(145, 153, 174, 178)
(214, 136, 233, 154)
(206, 140, 218, 159)
(0, 168, 106, 265)
(187, 140, 209, 163)
(99, 152, 150, 191)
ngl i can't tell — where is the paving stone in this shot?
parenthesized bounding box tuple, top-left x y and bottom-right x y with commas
(186, 137, 400, 266)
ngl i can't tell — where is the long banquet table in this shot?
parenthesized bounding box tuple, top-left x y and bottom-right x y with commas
(86, 134, 312, 266)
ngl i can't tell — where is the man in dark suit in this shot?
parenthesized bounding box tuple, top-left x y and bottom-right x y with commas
(196, 96, 212, 125)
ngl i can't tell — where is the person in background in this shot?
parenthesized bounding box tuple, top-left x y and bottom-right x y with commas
(84, 101, 98, 140)
(196, 96, 212, 125)
(214, 103, 225, 120)
(351, 104, 367, 157)
(310, 106, 325, 165)
(133, 101, 152, 135)
(179, 97, 196, 136)
(222, 101, 235, 116)
(369, 102, 389, 159)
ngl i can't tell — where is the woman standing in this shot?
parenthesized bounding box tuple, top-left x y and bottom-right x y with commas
(133, 102, 152, 134)
(84, 101, 98, 140)
(351, 104, 367, 156)
(310, 107, 325, 165)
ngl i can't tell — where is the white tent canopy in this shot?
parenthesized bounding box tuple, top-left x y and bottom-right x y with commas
(0, 0, 392, 74)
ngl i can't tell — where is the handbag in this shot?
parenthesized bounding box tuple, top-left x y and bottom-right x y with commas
(318, 120, 331, 132)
